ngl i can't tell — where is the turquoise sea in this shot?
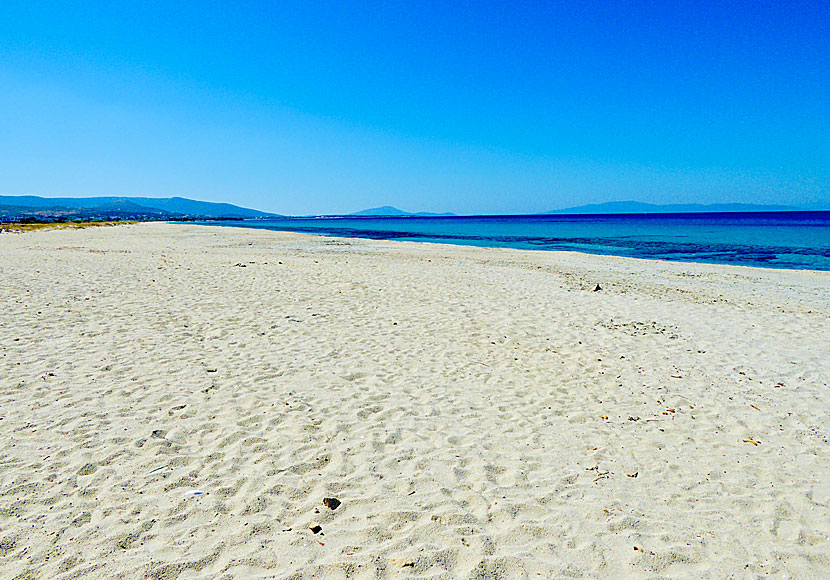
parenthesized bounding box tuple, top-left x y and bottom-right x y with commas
(199, 211, 830, 271)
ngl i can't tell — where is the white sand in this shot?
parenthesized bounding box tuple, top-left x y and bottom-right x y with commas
(1, 222, 828, 579)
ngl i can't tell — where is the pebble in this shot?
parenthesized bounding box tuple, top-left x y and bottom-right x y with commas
(323, 497, 341, 510)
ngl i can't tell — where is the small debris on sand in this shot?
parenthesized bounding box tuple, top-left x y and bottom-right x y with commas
(391, 557, 416, 568)
(322, 497, 341, 510)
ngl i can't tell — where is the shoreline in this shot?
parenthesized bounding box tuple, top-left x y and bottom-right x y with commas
(199, 222, 830, 285)
(1, 222, 828, 579)
(193, 218, 830, 274)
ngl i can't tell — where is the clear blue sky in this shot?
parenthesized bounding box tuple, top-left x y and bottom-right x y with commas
(1, 1, 827, 214)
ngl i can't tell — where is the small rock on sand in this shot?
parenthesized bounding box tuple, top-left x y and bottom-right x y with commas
(322, 497, 341, 510)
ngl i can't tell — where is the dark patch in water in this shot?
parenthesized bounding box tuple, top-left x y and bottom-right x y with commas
(197, 212, 830, 271)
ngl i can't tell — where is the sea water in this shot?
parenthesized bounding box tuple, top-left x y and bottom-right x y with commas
(198, 211, 830, 271)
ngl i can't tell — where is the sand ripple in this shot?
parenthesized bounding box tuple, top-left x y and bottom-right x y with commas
(1, 223, 828, 579)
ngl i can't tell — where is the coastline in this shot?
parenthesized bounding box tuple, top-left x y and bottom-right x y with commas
(194, 210, 830, 272)
(1, 222, 828, 578)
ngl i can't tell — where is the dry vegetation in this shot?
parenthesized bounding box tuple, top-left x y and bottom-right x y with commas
(0, 220, 134, 233)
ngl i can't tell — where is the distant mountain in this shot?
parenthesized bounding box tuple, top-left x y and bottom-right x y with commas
(351, 205, 455, 217)
(0, 200, 175, 222)
(91, 199, 172, 215)
(544, 201, 802, 214)
(0, 195, 277, 220)
(128, 197, 277, 218)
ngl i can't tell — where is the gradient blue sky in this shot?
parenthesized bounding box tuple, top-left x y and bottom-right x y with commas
(1, 1, 827, 214)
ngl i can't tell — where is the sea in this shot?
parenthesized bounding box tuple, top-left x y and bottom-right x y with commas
(197, 211, 830, 271)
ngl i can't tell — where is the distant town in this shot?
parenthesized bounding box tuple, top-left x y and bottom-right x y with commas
(0, 195, 276, 223)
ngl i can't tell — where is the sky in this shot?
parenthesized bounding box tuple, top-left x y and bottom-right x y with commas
(1, 1, 828, 215)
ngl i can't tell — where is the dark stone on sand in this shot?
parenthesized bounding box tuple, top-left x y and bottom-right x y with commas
(323, 497, 341, 510)
(309, 525, 323, 534)
(151, 429, 167, 439)
(593, 284, 602, 292)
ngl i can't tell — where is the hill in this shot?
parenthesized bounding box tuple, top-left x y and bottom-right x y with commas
(351, 206, 455, 217)
(0, 195, 277, 221)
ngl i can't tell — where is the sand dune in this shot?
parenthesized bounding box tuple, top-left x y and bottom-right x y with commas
(1, 222, 828, 579)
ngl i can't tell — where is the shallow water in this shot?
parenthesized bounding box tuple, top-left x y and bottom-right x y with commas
(199, 211, 830, 271)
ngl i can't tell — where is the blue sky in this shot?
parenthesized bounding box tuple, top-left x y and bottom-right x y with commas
(1, 1, 827, 214)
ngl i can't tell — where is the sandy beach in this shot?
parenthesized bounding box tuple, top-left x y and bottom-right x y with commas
(1, 222, 828, 579)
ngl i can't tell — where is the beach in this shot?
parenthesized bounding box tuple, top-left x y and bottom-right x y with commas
(1, 221, 828, 579)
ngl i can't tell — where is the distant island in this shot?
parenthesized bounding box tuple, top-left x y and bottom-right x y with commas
(0, 195, 278, 221)
(351, 202, 821, 217)
(544, 201, 804, 214)
(351, 206, 456, 217)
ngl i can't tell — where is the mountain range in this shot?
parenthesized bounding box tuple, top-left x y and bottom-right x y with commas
(349, 201, 819, 217)
(0, 195, 277, 221)
(3, 197, 824, 223)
